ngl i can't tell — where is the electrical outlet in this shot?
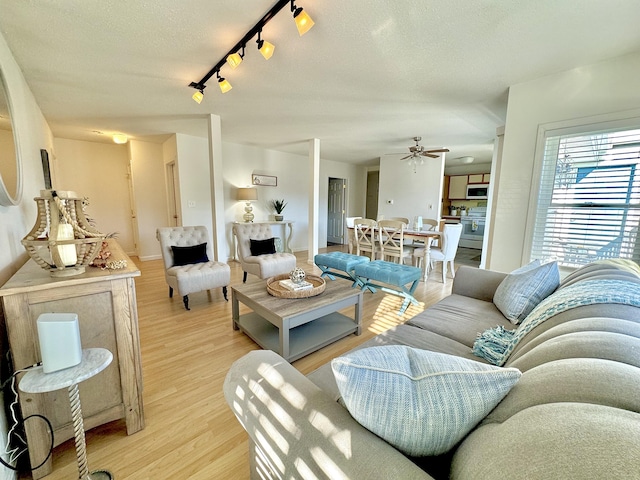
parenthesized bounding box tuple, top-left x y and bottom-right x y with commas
(188, 200, 196, 208)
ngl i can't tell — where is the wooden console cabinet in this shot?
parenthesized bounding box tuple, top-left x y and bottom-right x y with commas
(0, 240, 144, 479)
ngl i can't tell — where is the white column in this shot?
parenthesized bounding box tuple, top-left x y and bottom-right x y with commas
(208, 114, 226, 262)
(482, 125, 504, 270)
(308, 138, 320, 262)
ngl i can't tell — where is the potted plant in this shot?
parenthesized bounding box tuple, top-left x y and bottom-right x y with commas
(270, 199, 287, 221)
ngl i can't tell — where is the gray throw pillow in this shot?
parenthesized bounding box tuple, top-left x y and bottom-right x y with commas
(493, 260, 560, 324)
(331, 345, 521, 457)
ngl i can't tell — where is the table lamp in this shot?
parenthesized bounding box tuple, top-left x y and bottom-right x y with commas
(237, 187, 258, 222)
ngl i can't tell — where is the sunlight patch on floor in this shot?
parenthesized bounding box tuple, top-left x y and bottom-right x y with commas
(368, 294, 425, 334)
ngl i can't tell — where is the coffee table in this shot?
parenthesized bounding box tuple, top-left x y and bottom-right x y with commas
(231, 278, 362, 362)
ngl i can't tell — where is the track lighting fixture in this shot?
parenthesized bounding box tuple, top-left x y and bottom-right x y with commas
(188, 0, 314, 100)
(291, 1, 314, 36)
(256, 31, 275, 60)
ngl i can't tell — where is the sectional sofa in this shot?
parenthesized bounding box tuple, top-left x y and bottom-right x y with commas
(224, 260, 640, 479)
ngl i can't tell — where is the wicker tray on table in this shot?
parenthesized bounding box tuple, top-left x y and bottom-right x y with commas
(266, 274, 326, 298)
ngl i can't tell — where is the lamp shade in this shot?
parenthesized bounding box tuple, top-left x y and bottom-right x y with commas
(237, 187, 258, 201)
(294, 9, 314, 36)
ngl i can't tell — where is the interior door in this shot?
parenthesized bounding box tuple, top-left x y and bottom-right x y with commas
(327, 177, 345, 244)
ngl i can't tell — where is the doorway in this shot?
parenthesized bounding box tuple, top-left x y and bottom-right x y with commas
(366, 170, 379, 220)
(327, 177, 346, 245)
(166, 162, 180, 226)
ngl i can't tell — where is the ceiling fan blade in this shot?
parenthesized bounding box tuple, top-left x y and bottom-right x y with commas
(399, 154, 412, 160)
(384, 152, 408, 155)
(422, 153, 439, 158)
(425, 148, 450, 153)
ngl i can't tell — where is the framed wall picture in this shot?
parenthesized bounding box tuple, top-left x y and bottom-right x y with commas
(40, 149, 52, 189)
(252, 174, 277, 187)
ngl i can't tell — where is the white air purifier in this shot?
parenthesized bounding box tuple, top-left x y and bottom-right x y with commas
(37, 313, 83, 373)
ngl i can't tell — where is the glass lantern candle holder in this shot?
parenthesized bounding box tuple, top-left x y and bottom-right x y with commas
(21, 190, 105, 277)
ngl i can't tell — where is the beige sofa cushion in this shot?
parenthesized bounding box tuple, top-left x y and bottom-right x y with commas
(451, 403, 640, 480)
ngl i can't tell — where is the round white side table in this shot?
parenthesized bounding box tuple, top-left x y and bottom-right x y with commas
(19, 348, 114, 480)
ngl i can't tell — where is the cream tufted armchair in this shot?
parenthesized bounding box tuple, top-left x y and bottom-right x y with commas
(233, 223, 297, 282)
(156, 226, 230, 310)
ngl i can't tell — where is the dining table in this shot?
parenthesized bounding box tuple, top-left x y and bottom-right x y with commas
(346, 226, 442, 280)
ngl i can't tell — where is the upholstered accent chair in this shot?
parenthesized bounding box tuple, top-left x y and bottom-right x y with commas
(156, 226, 230, 310)
(233, 223, 297, 282)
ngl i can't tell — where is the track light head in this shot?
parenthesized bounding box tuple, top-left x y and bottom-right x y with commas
(257, 32, 275, 60)
(217, 72, 232, 93)
(192, 89, 204, 104)
(291, 2, 314, 35)
(226, 46, 245, 69)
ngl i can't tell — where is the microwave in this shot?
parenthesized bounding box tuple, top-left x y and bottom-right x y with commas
(466, 184, 489, 199)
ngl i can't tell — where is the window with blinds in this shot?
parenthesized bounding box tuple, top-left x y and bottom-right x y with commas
(530, 126, 640, 267)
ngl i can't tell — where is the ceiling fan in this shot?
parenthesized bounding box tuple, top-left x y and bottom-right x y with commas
(395, 137, 450, 160)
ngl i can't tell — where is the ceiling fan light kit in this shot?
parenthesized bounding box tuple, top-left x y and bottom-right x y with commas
(390, 137, 450, 172)
(189, 0, 315, 103)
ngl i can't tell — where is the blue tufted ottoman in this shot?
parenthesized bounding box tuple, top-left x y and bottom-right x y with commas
(314, 252, 370, 287)
(354, 260, 422, 314)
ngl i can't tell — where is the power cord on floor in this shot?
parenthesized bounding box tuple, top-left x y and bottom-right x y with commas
(0, 363, 54, 472)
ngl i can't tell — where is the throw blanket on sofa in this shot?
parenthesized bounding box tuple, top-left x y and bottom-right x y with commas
(473, 279, 640, 366)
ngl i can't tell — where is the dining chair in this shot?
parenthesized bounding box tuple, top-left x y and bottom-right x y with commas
(388, 217, 410, 226)
(422, 218, 438, 230)
(414, 223, 463, 282)
(345, 216, 363, 254)
(354, 218, 378, 260)
(377, 219, 414, 264)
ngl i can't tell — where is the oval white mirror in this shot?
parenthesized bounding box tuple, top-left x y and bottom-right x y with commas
(0, 67, 23, 206)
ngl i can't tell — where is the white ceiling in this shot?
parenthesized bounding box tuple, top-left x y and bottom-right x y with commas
(1, 0, 640, 167)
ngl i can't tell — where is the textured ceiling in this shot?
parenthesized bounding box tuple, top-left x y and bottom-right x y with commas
(1, 0, 640, 166)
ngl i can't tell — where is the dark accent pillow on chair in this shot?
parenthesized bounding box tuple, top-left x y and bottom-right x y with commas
(171, 243, 209, 266)
(250, 238, 276, 256)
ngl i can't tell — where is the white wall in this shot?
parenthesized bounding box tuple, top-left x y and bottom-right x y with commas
(222, 142, 310, 258)
(489, 51, 640, 272)
(0, 29, 54, 480)
(129, 140, 168, 260)
(53, 138, 135, 254)
(219, 142, 368, 261)
(175, 133, 213, 234)
(377, 155, 444, 223)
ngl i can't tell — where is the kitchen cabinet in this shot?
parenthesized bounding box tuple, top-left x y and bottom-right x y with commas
(0, 240, 144, 479)
(448, 175, 468, 199)
(468, 173, 491, 184)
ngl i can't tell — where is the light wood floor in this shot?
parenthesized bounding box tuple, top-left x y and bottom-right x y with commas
(23, 246, 479, 480)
